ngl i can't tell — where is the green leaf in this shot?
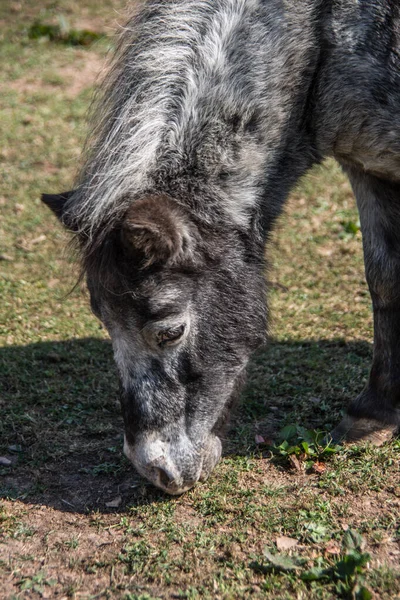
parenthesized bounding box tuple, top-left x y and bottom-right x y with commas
(301, 566, 331, 581)
(278, 440, 289, 451)
(342, 220, 360, 235)
(303, 522, 329, 543)
(297, 427, 315, 445)
(321, 445, 339, 455)
(263, 548, 302, 572)
(301, 441, 310, 454)
(279, 425, 298, 442)
(33, 584, 44, 594)
(334, 551, 370, 580)
(355, 586, 373, 600)
(20, 580, 33, 591)
(343, 529, 365, 552)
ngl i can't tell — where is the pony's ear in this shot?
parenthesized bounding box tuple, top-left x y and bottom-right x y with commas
(121, 195, 194, 267)
(41, 190, 77, 230)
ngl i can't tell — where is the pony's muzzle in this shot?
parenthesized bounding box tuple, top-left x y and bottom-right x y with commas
(124, 432, 221, 494)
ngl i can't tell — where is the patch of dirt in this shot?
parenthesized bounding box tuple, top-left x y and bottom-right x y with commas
(6, 51, 105, 98)
(0, 503, 125, 599)
(173, 503, 203, 529)
(2, 451, 145, 514)
(73, 9, 135, 34)
(58, 52, 107, 97)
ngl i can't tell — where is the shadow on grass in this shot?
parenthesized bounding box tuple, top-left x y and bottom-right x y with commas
(0, 336, 372, 513)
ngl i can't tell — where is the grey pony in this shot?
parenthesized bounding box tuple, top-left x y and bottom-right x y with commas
(42, 0, 400, 494)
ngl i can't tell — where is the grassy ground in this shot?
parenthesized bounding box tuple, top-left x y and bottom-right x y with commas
(1, 1, 399, 598)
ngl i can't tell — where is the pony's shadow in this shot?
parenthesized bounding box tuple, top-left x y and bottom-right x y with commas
(0, 336, 372, 514)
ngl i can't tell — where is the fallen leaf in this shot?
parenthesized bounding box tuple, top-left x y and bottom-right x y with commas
(105, 496, 122, 508)
(289, 455, 302, 471)
(30, 234, 46, 245)
(324, 540, 341, 555)
(276, 536, 298, 551)
(48, 278, 60, 289)
(8, 444, 22, 453)
(0, 457, 12, 466)
(17, 235, 47, 252)
(255, 434, 265, 445)
(312, 461, 326, 474)
(317, 247, 333, 257)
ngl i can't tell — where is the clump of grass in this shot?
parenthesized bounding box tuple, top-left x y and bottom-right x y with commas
(28, 16, 105, 46)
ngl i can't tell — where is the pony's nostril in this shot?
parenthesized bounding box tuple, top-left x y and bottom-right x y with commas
(154, 466, 175, 489)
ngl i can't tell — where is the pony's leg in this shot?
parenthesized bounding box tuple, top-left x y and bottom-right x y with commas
(332, 167, 400, 444)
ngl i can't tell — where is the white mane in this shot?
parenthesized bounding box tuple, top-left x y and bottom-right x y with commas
(68, 0, 316, 239)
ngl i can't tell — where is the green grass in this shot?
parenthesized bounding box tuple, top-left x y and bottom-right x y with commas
(1, 2, 400, 599)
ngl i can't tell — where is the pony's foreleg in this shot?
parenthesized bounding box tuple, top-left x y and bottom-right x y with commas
(332, 166, 400, 444)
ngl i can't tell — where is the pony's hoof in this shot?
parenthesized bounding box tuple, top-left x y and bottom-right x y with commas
(331, 415, 398, 446)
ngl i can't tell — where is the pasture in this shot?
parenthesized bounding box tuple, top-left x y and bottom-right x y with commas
(0, 1, 399, 598)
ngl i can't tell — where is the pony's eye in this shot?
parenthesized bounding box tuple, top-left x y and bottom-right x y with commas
(156, 324, 185, 346)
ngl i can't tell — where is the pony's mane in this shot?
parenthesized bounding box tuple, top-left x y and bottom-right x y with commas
(66, 0, 318, 253)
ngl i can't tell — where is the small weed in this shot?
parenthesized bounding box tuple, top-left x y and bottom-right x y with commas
(300, 516, 330, 543)
(301, 550, 372, 599)
(12, 523, 36, 539)
(18, 571, 57, 594)
(64, 537, 79, 549)
(28, 16, 105, 46)
(271, 425, 342, 469)
(339, 219, 361, 238)
(257, 529, 372, 599)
